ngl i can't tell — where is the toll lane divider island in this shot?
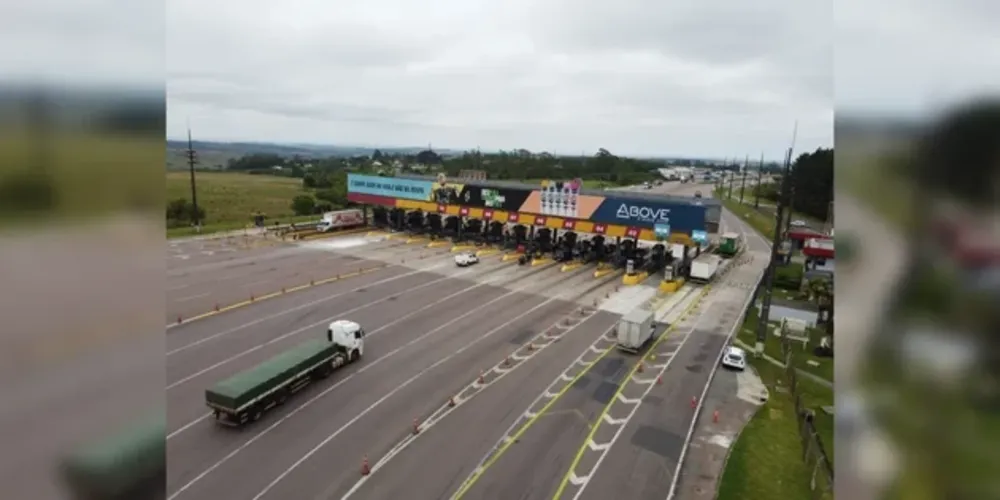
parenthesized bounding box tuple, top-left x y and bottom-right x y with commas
(340, 269, 627, 498)
(167, 260, 607, 500)
(245, 266, 626, 500)
(448, 284, 712, 500)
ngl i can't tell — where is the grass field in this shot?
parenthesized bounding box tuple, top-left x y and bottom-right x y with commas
(717, 355, 834, 500)
(737, 303, 834, 382)
(166, 172, 318, 237)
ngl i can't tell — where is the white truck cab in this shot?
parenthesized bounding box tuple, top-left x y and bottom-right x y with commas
(327, 319, 365, 360)
(721, 346, 746, 370)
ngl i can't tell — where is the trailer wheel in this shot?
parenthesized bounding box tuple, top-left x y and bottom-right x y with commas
(315, 363, 333, 379)
(275, 388, 289, 405)
(251, 407, 263, 422)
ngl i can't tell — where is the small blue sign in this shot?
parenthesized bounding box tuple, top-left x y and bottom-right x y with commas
(654, 224, 671, 240)
(691, 230, 708, 243)
(347, 174, 434, 201)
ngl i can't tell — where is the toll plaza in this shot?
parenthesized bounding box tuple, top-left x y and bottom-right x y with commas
(346, 173, 723, 286)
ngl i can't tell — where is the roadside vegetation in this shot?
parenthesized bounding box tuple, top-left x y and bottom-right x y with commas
(717, 352, 834, 500)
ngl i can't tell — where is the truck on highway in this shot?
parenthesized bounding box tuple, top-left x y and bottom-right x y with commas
(205, 320, 365, 427)
(615, 308, 658, 353)
(316, 209, 365, 233)
(689, 253, 722, 283)
(717, 232, 741, 257)
(60, 414, 165, 500)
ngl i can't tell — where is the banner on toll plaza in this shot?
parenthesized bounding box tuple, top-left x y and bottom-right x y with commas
(455, 184, 533, 212)
(347, 174, 434, 201)
(590, 198, 706, 233)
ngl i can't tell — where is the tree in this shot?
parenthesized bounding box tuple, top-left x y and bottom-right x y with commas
(788, 148, 833, 221)
(291, 195, 316, 215)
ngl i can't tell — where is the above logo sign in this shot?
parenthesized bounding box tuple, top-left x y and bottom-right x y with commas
(614, 203, 670, 223)
(591, 197, 707, 233)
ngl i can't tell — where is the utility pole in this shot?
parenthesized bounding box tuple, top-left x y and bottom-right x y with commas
(738, 155, 748, 204)
(754, 152, 763, 209)
(755, 146, 793, 348)
(727, 159, 735, 199)
(185, 126, 201, 229)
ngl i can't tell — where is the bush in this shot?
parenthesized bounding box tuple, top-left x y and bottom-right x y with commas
(773, 263, 804, 290)
(165, 198, 206, 227)
(291, 194, 316, 216)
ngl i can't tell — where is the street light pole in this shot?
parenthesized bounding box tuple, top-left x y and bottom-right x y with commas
(739, 155, 748, 204)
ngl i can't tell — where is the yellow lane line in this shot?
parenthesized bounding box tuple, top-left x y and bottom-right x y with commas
(550, 285, 714, 500)
(168, 265, 388, 327)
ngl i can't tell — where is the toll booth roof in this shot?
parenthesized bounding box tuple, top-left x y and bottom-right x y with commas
(393, 174, 719, 207)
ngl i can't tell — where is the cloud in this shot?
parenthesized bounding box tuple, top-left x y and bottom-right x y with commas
(167, 0, 834, 158)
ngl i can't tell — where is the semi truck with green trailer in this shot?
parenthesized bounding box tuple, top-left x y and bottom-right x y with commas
(205, 320, 365, 427)
(60, 413, 165, 500)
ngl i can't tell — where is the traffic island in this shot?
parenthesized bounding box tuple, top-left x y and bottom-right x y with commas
(530, 257, 552, 266)
(426, 240, 451, 248)
(560, 262, 583, 272)
(594, 266, 616, 278)
(659, 278, 684, 293)
(501, 252, 522, 261)
(475, 248, 499, 257)
(622, 271, 649, 285)
(405, 236, 427, 244)
(451, 244, 477, 252)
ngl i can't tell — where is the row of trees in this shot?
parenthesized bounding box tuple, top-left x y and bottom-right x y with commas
(727, 148, 833, 221)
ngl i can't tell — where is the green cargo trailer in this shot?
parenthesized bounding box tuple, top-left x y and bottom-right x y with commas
(60, 414, 166, 500)
(717, 232, 741, 257)
(206, 321, 365, 426)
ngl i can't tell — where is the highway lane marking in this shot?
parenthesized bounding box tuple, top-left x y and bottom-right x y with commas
(165, 264, 520, 437)
(448, 285, 711, 500)
(551, 287, 715, 500)
(246, 277, 604, 500)
(166, 259, 521, 391)
(339, 273, 624, 499)
(167, 265, 389, 328)
(166, 254, 462, 353)
(174, 292, 210, 303)
(167, 272, 573, 500)
(666, 267, 765, 500)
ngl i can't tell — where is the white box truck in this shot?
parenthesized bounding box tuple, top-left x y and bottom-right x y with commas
(615, 308, 657, 353)
(689, 253, 721, 283)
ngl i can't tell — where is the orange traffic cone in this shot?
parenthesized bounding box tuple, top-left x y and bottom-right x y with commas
(637, 362, 644, 373)
(214, 303, 219, 312)
(412, 417, 420, 435)
(656, 376, 663, 385)
(478, 370, 485, 384)
(690, 396, 697, 408)
(176, 315, 182, 324)
(712, 410, 719, 423)
(448, 396, 456, 407)
(361, 455, 370, 475)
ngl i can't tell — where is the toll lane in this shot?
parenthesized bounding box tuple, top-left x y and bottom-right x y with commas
(244, 268, 626, 500)
(346, 310, 623, 500)
(568, 260, 766, 500)
(168, 290, 568, 500)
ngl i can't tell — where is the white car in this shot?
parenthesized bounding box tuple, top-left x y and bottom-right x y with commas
(721, 346, 746, 370)
(454, 252, 479, 267)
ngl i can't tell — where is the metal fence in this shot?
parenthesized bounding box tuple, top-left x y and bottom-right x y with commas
(780, 334, 835, 499)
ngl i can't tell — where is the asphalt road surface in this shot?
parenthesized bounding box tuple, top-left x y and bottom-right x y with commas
(166, 231, 629, 500)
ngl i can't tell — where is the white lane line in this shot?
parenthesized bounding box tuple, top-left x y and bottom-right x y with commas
(565, 296, 719, 500)
(666, 267, 765, 500)
(339, 301, 617, 498)
(166, 257, 455, 353)
(173, 292, 209, 303)
(166, 264, 513, 391)
(246, 292, 578, 500)
(167, 271, 559, 498)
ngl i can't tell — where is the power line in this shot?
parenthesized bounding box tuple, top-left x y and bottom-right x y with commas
(738, 155, 748, 204)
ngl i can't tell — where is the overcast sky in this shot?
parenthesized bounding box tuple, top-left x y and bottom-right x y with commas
(168, 0, 990, 158)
